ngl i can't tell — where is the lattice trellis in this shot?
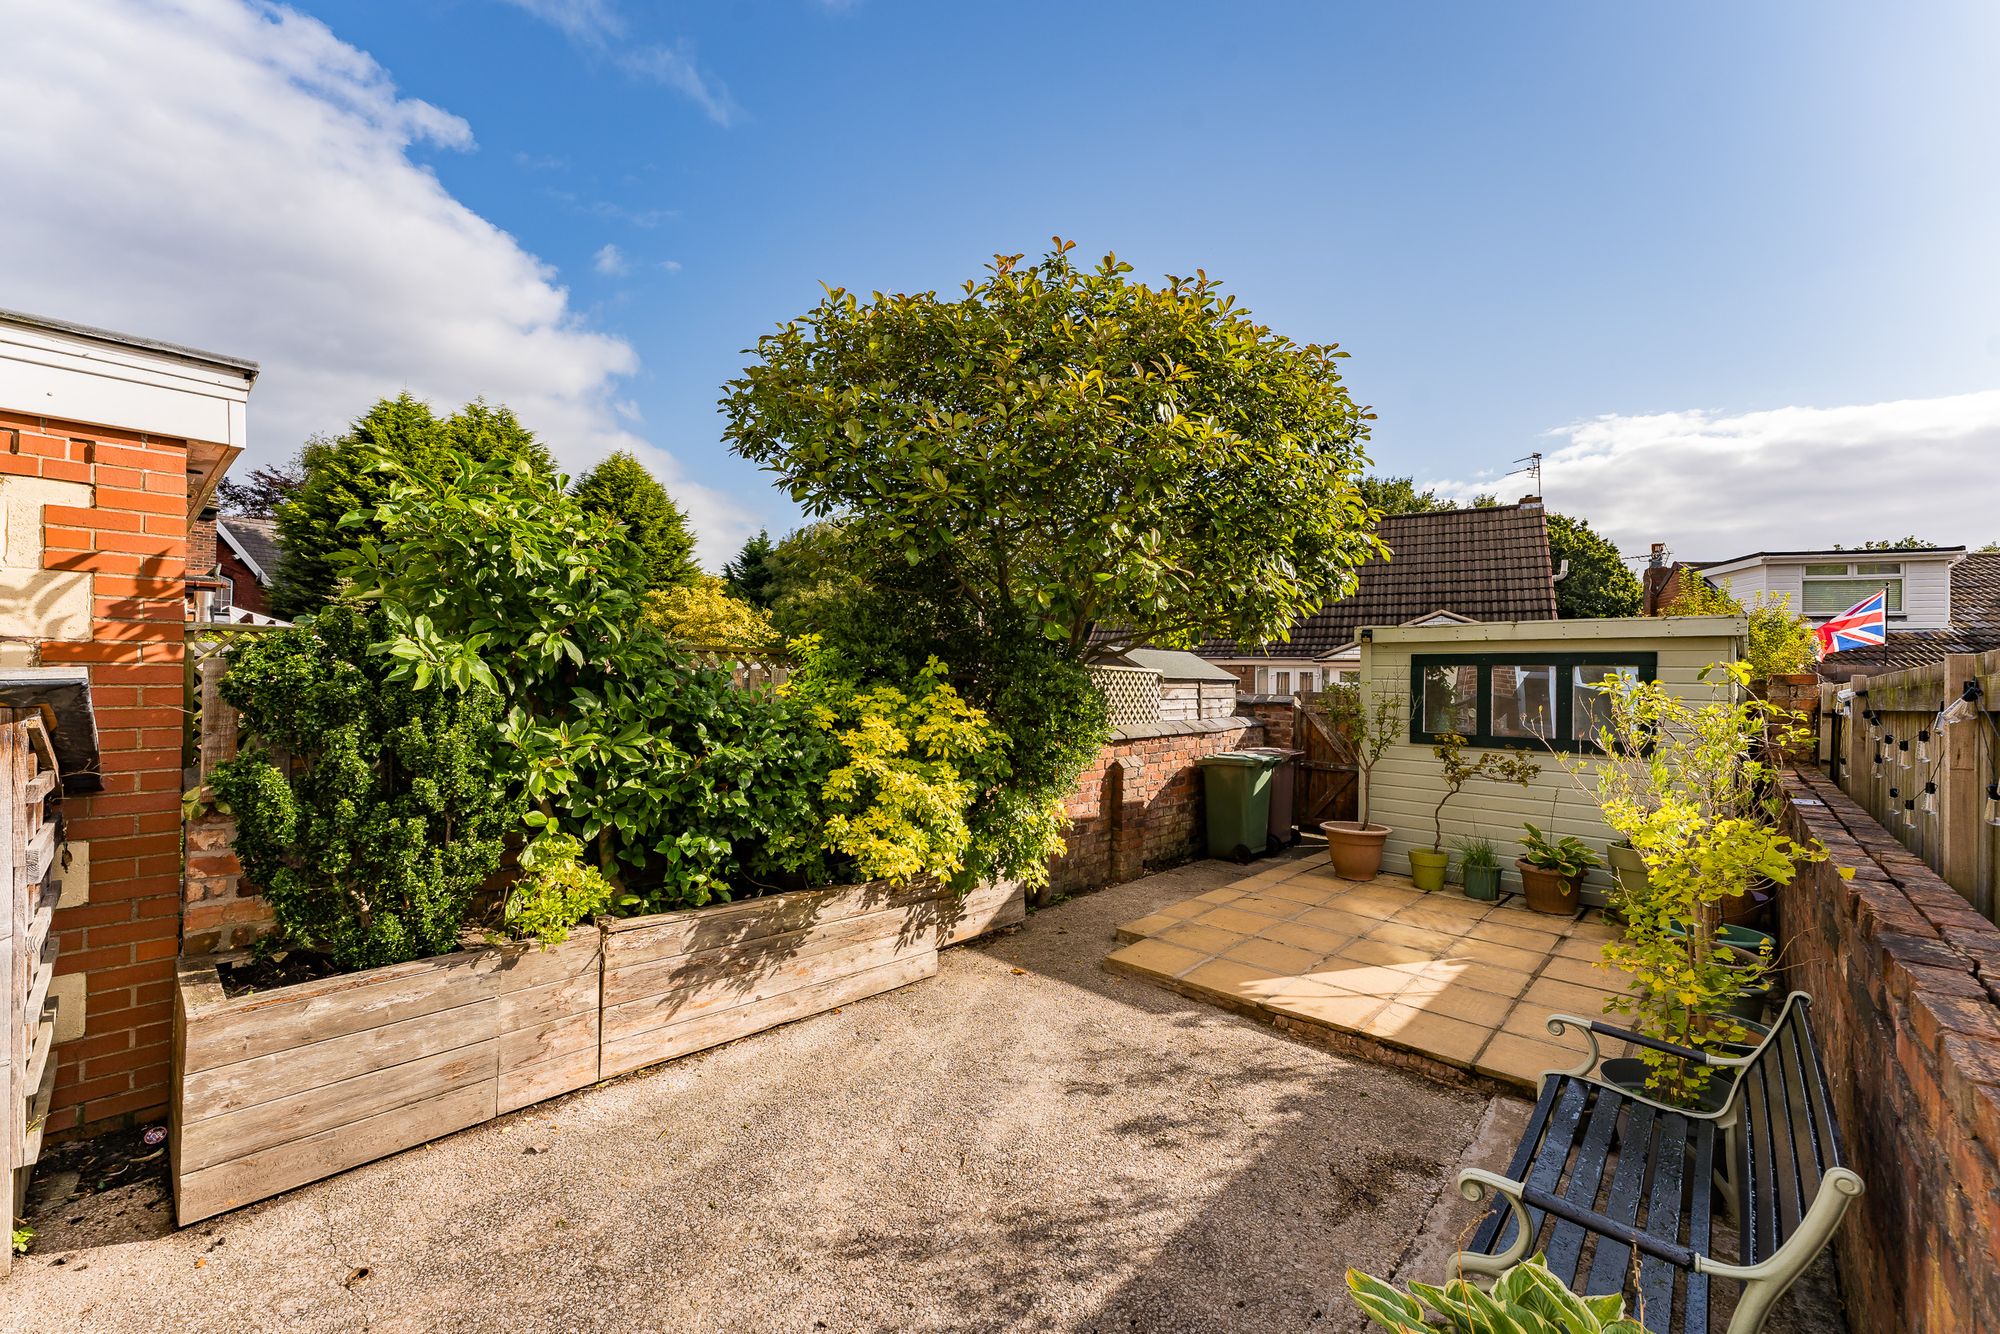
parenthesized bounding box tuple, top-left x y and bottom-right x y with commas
(1090, 666, 1162, 729)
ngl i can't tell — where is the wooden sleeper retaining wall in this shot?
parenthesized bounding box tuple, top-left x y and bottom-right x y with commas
(172, 877, 1024, 1223)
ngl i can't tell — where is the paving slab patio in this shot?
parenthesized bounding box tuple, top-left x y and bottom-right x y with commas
(1105, 849, 1639, 1090)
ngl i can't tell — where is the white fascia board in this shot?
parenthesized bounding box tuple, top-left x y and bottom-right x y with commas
(0, 320, 253, 448)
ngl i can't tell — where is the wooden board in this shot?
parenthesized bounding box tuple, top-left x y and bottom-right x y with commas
(599, 880, 945, 1080)
(938, 878, 1025, 947)
(173, 930, 601, 1223)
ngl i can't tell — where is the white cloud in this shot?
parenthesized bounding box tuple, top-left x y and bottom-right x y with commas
(497, 0, 737, 126)
(1426, 391, 2000, 558)
(659, 259, 683, 274)
(0, 0, 754, 566)
(593, 243, 629, 276)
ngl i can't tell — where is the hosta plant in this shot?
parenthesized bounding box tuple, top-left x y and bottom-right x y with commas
(1346, 1256, 1644, 1334)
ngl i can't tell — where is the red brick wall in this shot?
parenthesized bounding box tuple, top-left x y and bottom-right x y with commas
(187, 515, 216, 578)
(1775, 768, 2000, 1333)
(1051, 717, 1263, 896)
(2, 409, 191, 1135)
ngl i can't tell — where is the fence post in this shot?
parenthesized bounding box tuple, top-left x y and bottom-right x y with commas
(1938, 654, 1983, 912)
(1845, 670, 1872, 812)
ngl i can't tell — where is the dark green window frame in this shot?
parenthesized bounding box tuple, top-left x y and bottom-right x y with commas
(1407, 651, 1659, 754)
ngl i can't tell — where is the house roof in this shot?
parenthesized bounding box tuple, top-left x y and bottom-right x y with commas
(1199, 504, 1558, 661)
(1819, 553, 2000, 678)
(217, 515, 283, 586)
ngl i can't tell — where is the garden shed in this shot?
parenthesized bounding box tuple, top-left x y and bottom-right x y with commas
(1359, 615, 1746, 903)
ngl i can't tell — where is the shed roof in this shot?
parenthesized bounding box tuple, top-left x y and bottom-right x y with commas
(1117, 647, 1239, 682)
(0, 307, 259, 376)
(1200, 503, 1557, 661)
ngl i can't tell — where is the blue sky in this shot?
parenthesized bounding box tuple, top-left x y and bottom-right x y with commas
(5, 1, 1999, 562)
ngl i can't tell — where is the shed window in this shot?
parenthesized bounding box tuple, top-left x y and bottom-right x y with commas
(1409, 652, 1658, 753)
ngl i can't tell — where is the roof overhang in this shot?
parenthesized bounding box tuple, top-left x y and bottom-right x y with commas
(1694, 547, 1968, 578)
(0, 309, 255, 525)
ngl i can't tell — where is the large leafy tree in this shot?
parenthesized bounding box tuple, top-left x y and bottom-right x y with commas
(216, 447, 308, 515)
(572, 450, 701, 591)
(1547, 512, 1642, 619)
(271, 394, 553, 619)
(723, 241, 1384, 653)
(1359, 475, 1455, 515)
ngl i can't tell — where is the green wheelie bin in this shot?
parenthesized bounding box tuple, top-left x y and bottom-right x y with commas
(1195, 751, 1282, 863)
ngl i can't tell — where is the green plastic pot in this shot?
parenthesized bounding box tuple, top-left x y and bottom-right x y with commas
(1408, 848, 1450, 892)
(1461, 864, 1502, 901)
(1664, 920, 1774, 956)
(1606, 841, 1649, 900)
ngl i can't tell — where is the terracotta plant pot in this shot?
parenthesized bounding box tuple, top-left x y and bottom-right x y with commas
(1407, 848, 1449, 892)
(1461, 864, 1502, 901)
(1516, 858, 1582, 915)
(1321, 821, 1390, 881)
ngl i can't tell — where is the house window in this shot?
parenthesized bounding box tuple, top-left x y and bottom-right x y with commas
(1409, 652, 1658, 753)
(1274, 671, 1291, 694)
(212, 575, 234, 622)
(1801, 561, 1903, 618)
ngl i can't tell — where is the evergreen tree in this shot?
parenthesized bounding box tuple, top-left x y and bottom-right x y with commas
(723, 529, 778, 606)
(571, 451, 701, 591)
(271, 395, 554, 620)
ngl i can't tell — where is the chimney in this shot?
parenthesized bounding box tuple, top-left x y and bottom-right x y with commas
(1518, 494, 1542, 510)
(1649, 542, 1667, 569)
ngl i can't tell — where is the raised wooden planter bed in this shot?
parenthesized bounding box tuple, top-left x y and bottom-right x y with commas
(171, 876, 1025, 1222)
(172, 930, 601, 1224)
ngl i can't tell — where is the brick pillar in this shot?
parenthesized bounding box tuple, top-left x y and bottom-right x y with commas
(1107, 757, 1145, 884)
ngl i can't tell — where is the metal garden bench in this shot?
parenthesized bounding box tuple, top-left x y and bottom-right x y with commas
(1453, 991, 1864, 1334)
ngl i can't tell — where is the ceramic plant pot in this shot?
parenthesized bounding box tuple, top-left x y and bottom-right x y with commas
(1606, 841, 1650, 901)
(1516, 859, 1582, 915)
(1461, 864, 1502, 901)
(1408, 848, 1450, 892)
(1321, 821, 1390, 881)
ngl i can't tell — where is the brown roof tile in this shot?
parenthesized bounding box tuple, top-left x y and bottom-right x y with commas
(1199, 503, 1558, 660)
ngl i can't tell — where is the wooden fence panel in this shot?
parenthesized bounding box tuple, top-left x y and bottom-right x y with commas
(1829, 649, 2000, 922)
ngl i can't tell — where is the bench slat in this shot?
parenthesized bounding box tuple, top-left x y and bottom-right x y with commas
(1544, 1087, 1625, 1286)
(1771, 1033, 1813, 1244)
(1475, 1076, 1587, 1254)
(1745, 1051, 1782, 1265)
(1636, 1110, 1688, 1333)
(1683, 1110, 1715, 1334)
(1583, 1100, 1656, 1299)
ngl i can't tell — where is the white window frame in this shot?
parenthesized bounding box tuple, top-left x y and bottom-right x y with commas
(1800, 560, 1903, 619)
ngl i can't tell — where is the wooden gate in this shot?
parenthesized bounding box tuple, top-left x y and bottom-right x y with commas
(1296, 697, 1358, 828)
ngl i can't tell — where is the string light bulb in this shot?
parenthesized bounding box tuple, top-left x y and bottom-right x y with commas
(1986, 784, 2000, 828)
(1921, 782, 1937, 816)
(1917, 729, 1931, 764)
(1872, 750, 1885, 778)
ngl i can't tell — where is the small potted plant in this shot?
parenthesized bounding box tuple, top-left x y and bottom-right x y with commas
(1318, 685, 1407, 881)
(1453, 835, 1502, 901)
(1408, 734, 1539, 892)
(1606, 837, 1649, 902)
(1516, 822, 1598, 914)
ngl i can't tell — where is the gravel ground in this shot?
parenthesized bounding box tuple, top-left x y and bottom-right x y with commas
(4, 855, 1847, 1333)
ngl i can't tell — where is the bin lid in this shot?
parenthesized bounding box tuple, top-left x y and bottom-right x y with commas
(1197, 751, 1281, 767)
(1238, 746, 1304, 759)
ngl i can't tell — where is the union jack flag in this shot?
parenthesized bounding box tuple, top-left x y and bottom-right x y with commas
(1813, 589, 1888, 660)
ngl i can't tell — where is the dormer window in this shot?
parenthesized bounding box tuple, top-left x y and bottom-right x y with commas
(1802, 561, 1904, 618)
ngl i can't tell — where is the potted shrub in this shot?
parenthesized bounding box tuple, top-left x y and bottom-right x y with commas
(1453, 835, 1502, 901)
(1317, 684, 1407, 881)
(1577, 661, 1824, 1108)
(1516, 822, 1599, 914)
(1409, 733, 1540, 892)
